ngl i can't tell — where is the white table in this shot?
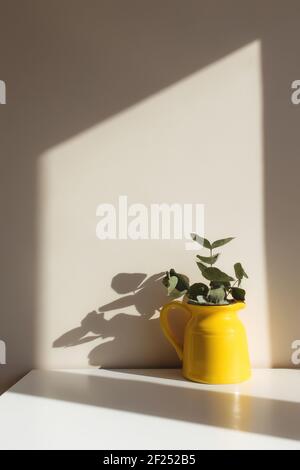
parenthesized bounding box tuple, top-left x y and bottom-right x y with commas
(0, 368, 299, 450)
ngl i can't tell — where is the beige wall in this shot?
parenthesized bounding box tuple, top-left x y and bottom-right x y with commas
(1, 0, 300, 393)
(38, 42, 269, 369)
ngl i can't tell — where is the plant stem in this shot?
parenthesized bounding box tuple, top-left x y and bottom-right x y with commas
(228, 279, 239, 298)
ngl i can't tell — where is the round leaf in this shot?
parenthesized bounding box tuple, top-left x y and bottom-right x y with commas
(196, 253, 219, 265)
(212, 237, 235, 249)
(167, 276, 178, 295)
(191, 233, 212, 249)
(188, 282, 209, 300)
(201, 267, 234, 282)
(196, 261, 208, 273)
(168, 269, 189, 291)
(234, 262, 248, 280)
(170, 288, 187, 299)
(210, 280, 231, 289)
(231, 287, 246, 301)
(207, 287, 226, 304)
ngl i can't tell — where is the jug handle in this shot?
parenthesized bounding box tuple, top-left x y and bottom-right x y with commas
(160, 301, 192, 361)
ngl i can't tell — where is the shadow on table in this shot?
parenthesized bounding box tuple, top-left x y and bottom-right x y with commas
(10, 369, 300, 442)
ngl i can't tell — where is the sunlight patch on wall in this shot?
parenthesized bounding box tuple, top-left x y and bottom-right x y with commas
(37, 40, 270, 368)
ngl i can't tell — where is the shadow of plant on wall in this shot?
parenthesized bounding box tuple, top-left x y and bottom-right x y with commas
(53, 272, 181, 367)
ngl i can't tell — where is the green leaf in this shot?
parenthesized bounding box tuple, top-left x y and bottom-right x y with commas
(188, 282, 209, 300)
(207, 287, 226, 304)
(201, 267, 234, 282)
(168, 269, 189, 291)
(170, 288, 188, 299)
(210, 280, 231, 289)
(211, 237, 235, 249)
(167, 276, 178, 295)
(234, 262, 248, 281)
(162, 270, 172, 287)
(191, 233, 212, 249)
(196, 253, 219, 265)
(196, 261, 208, 273)
(176, 273, 190, 291)
(231, 287, 246, 301)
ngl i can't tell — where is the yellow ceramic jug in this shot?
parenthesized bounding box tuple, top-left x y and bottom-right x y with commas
(160, 300, 251, 384)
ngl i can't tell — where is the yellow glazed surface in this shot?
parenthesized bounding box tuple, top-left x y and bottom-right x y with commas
(160, 301, 251, 384)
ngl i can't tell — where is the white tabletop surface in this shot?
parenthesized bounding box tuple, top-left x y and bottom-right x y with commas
(0, 368, 299, 450)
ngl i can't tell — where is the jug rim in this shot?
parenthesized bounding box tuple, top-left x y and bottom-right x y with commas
(185, 300, 246, 314)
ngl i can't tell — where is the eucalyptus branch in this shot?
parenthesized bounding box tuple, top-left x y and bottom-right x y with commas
(163, 235, 248, 305)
